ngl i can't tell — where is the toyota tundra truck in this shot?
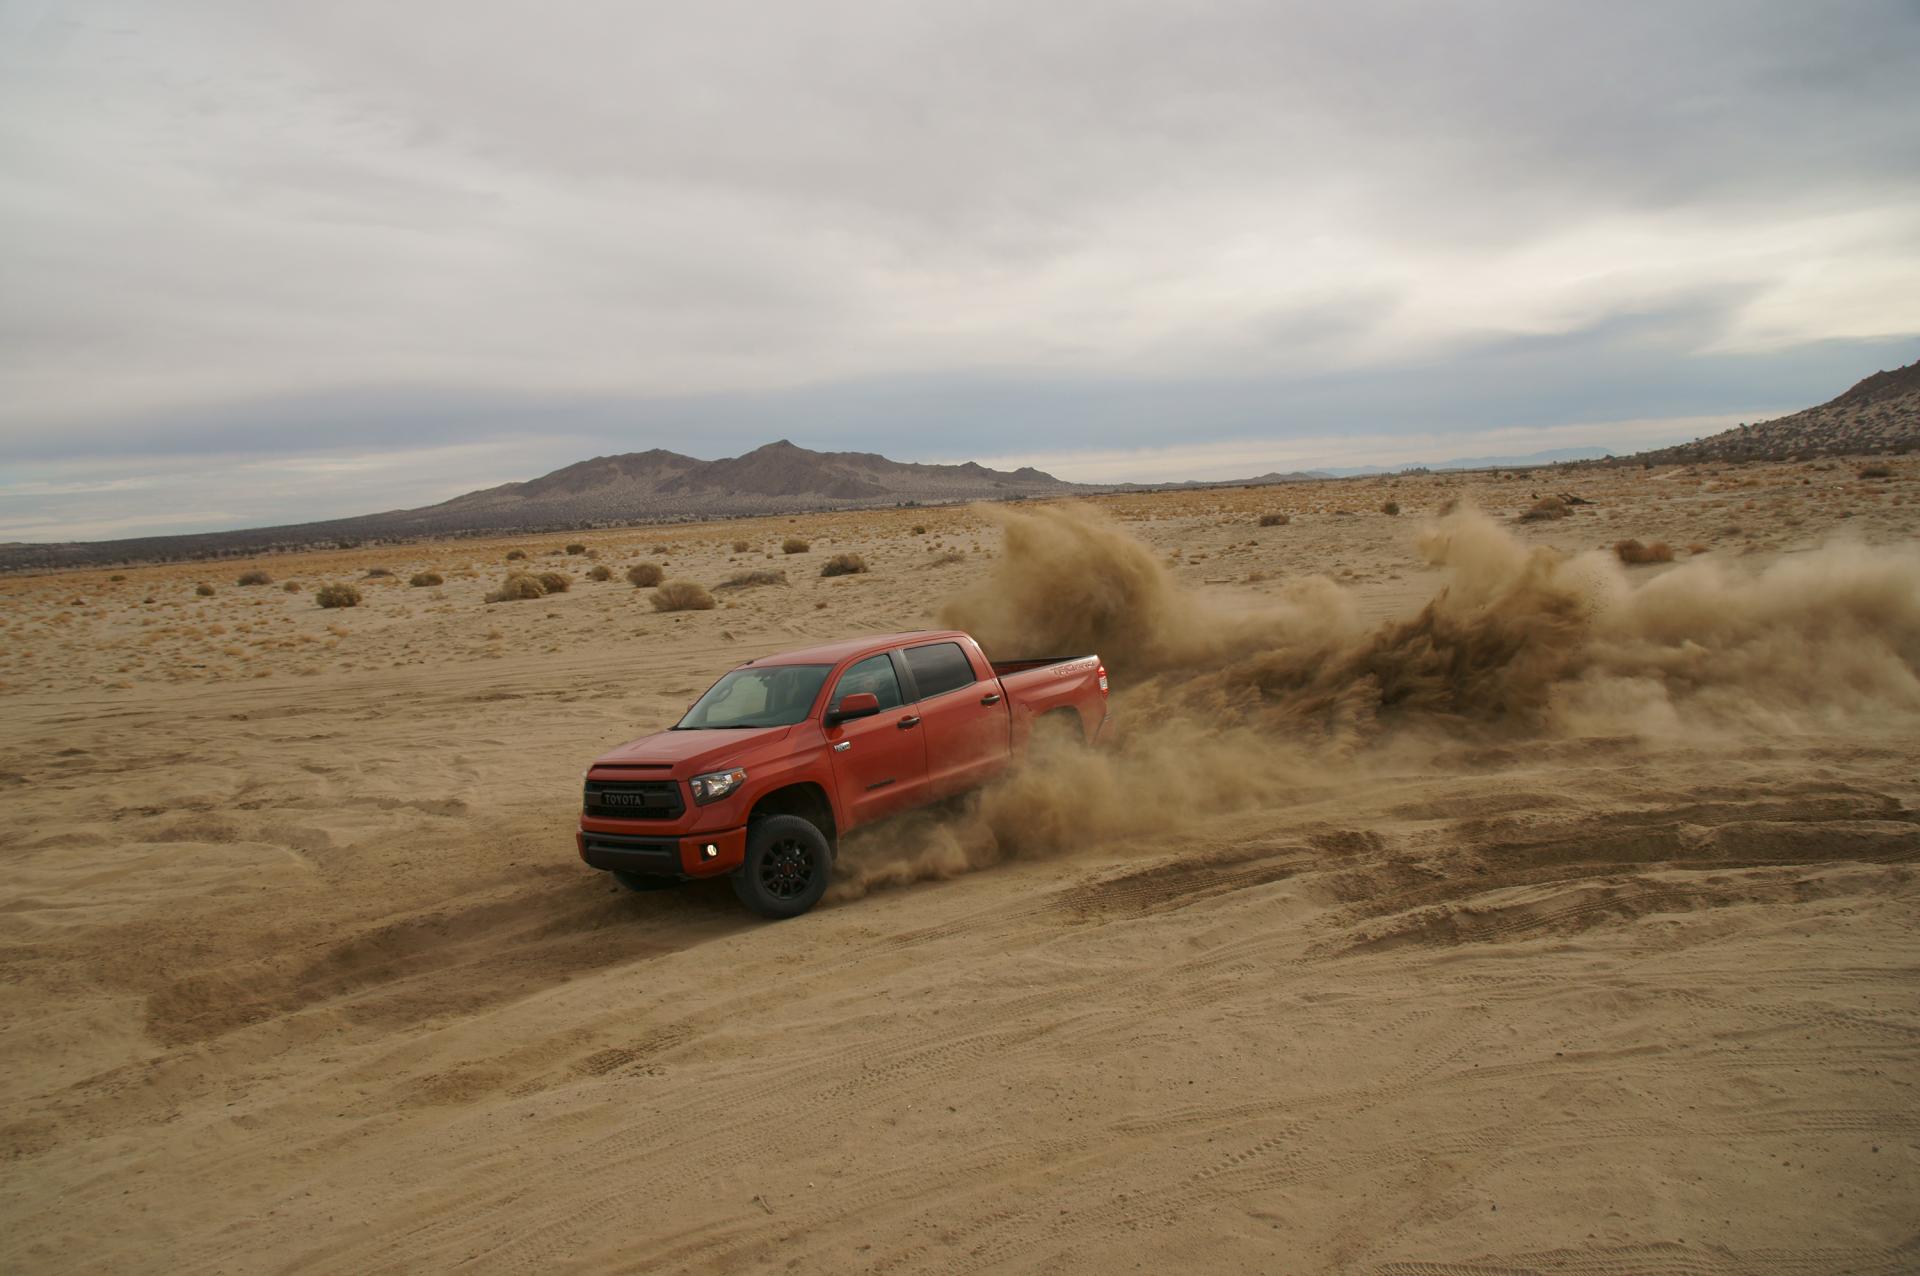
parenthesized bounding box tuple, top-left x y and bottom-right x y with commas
(576, 630, 1110, 917)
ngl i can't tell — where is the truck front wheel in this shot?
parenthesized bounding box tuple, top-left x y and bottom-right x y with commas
(731, 815, 832, 918)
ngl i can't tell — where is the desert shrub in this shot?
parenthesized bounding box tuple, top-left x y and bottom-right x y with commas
(1614, 539, 1675, 565)
(652, 580, 715, 612)
(1380, 501, 1400, 516)
(1257, 513, 1289, 527)
(237, 569, 272, 586)
(486, 572, 547, 603)
(537, 571, 572, 594)
(717, 569, 788, 590)
(626, 562, 665, 588)
(409, 571, 444, 587)
(565, 542, 587, 555)
(505, 549, 527, 561)
(195, 582, 215, 596)
(1859, 463, 1892, 479)
(649, 544, 670, 554)
(731, 539, 751, 553)
(928, 550, 966, 567)
(782, 537, 810, 554)
(315, 583, 362, 608)
(588, 565, 613, 581)
(362, 567, 393, 578)
(283, 580, 302, 593)
(109, 573, 126, 582)
(820, 553, 868, 578)
(1518, 496, 1570, 522)
(911, 524, 928, 535)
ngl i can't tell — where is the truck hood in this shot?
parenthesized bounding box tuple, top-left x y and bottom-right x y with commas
(594, 725, 794, 774)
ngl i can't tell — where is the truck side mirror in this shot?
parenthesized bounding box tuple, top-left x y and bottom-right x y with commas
(828, 691, 880, 725)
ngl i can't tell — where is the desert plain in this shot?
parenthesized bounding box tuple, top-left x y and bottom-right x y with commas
(2, 460, 1918, 1274)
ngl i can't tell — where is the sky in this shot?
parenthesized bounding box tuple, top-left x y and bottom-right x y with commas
(2, 1, 1917, 542)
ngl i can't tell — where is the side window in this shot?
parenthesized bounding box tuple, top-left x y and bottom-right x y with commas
(833, 653, 904, 711)
(904, 642, 975, 699)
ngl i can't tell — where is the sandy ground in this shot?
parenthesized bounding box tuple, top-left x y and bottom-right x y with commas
(2, 461, 1917, 1274)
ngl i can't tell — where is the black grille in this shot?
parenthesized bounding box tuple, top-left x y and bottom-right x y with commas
(584, 778, 684, 821)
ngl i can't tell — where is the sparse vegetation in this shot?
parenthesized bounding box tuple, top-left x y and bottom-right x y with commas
(565, 543, 587, 555)
(912, 524, 928, 535)
(652, 580, 715, 612)
(1614, 539, 1675, 565)
(717, 569, 788, 590)
(626, 562, 665, 588)
(1518, 496, 1571, 522)
(486, 572, 547, 603)
(1859, 463, 1893, 479)
(1258, 513, 1290, 527)
(820, 553, 868, 577)
(315, 582, 362, 608)
(588, 565, 613, 581)
(1381, 501, 1400, 516)
(505, 549, 527, 561)
(537, 571, 572, 594)
(237, 569, 272, 586)
(283, 580, 302, 593)
(731, 539, 751, 553)
(409, 571, 444, 587)
(195, 582, 216, 596)
(782, 537, 811, 554)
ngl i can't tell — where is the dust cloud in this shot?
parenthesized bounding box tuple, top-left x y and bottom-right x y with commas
(829, 502, 1920, 899)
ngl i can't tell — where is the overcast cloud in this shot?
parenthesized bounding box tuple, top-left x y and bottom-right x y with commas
(2, 1, 1917, 540)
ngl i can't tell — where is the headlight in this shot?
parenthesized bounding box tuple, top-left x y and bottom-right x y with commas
(689, 766, 747, 804)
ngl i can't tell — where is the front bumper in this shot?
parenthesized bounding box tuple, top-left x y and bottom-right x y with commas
(577, 823, 748, 878)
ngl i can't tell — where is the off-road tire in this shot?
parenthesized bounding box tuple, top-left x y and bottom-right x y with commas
(730, 814, 832, 918)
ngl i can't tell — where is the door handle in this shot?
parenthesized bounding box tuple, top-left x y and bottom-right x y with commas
(980, 693, 1002, 705)
(832, 740, 851, 753)
(897, 715, 921, 730)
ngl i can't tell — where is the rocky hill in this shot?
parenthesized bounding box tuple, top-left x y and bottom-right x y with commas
(0, 441, 1083, 571)
(1625, 357, 1920, 465)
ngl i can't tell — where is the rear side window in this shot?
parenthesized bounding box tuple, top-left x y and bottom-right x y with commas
(833, 653, 904, 711)
(904, 642, 975, 699)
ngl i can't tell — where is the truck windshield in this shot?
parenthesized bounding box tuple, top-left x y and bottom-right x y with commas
(674, 664, 832, 730)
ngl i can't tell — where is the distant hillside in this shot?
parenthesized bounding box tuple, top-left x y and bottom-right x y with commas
(0, 441, 1083, 571)
(1624, 358, 1920, 465)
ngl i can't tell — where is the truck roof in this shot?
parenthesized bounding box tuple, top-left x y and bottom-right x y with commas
(746, 630, 969, 668)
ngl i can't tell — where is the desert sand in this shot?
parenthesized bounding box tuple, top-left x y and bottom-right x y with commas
(2, 460, 1917, 1274)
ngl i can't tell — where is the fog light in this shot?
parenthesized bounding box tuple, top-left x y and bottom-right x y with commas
(702, 843, 718, 859)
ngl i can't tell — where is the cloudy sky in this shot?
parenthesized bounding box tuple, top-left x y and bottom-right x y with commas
(3, 1, 1917, 541)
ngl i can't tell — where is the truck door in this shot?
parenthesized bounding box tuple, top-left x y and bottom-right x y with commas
(902, 640, 1011, 798)
(824, 653, 929, 829)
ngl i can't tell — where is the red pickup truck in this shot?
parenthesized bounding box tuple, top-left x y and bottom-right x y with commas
(576, 630, 1110, 917)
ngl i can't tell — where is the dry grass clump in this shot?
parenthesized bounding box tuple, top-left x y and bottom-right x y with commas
(1518, 496, 1570, 522)
(486, 573, 547, 603)
(1257, 513, 1290, 527)
(1614, 538, 1675, 565)
(1858, 463, 1893, 479)
(652, 580, 716, 612)
(717, 569, 788, 590)
(928, 550, 967, 567)
(409, 571, 444, 587)
(315, 582, 362, 608)
(782, 537, 811, 554)
(505, 549, 527, 561)
(283, 580, 302, 592)
(537, 571, 572, 594)
(587, 564, 613, 581)
(1380, 500, 1400, 516)
(912, 524, 928, 535)
(731, 539, 751, 553)
(195, 582, 216, 596)
(363, 567, 393, 578)
(820, 553, 868, 577)
(565, 542, 587, 555)
(236, 569, 273, 586)
(626, 562, 665, 588)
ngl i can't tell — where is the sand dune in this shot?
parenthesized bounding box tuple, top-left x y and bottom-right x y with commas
(2, 460, 1917, 1273)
